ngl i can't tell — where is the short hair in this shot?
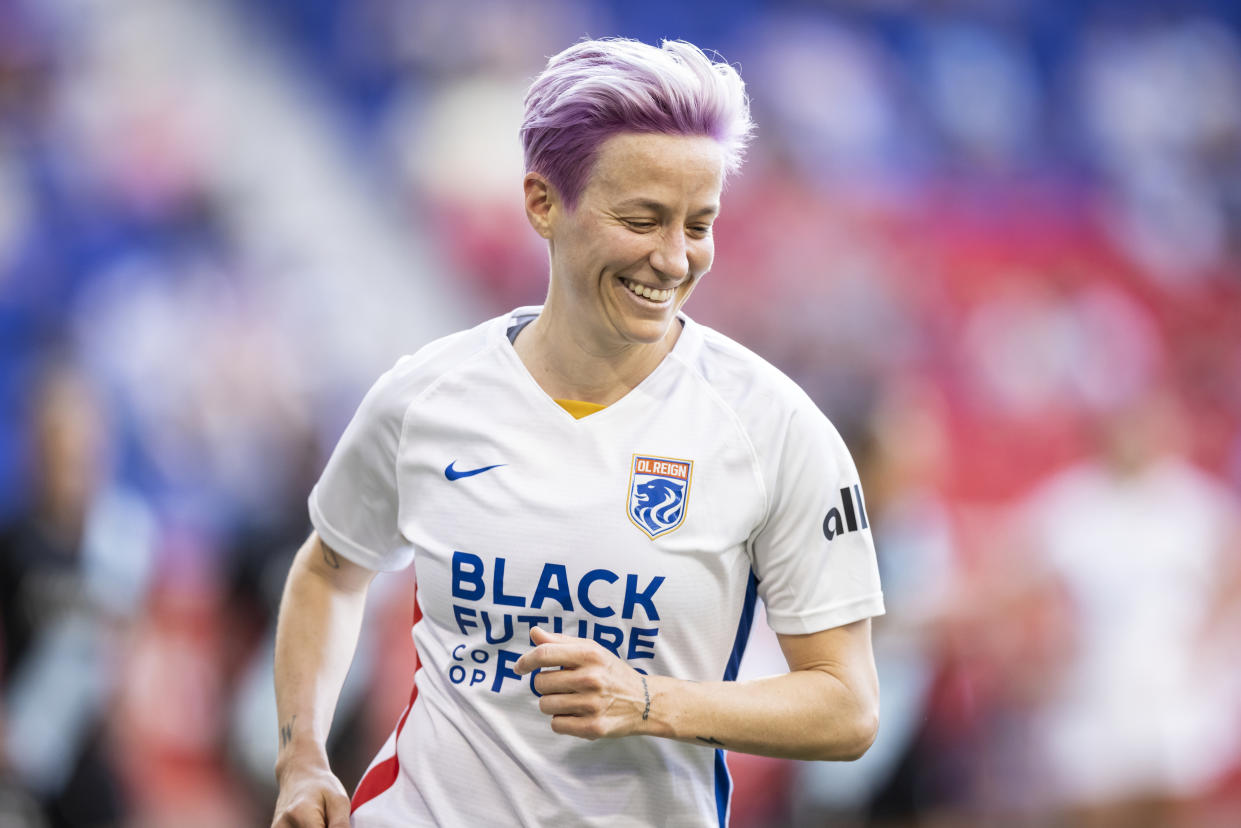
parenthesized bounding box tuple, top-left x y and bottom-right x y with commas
(521, 38, 754, 210)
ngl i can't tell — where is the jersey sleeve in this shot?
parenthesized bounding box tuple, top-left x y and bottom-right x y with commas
(308, 358, 417, 572)
(750, 404, 885, 635)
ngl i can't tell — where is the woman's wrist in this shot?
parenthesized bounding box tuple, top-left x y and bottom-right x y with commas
(274, 726, 330, 781)
(636, 674, 682, 740)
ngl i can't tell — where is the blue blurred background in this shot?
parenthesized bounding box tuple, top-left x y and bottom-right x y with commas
(2, 0, 1240, 825)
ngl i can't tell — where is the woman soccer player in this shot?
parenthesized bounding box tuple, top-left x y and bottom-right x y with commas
(272, 37, 884, 828)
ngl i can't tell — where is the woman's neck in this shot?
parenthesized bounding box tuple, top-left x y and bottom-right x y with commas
(512, 302, 681, 406)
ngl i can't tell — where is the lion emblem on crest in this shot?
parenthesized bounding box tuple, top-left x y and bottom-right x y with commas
(627, 454, 693, 538)
(631, 478, 685, 535)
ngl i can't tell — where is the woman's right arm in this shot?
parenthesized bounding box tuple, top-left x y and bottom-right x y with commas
(271, 532, 377, 828)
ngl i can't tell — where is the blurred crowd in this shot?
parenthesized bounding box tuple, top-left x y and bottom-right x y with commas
(2, 0, 1241, 826)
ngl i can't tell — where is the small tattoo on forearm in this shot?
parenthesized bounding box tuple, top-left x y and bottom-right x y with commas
(697, 736, 724, 746)
(322, 546, 340, 569)
(640, 676, 650, 721)
(280, 715, 296, 747)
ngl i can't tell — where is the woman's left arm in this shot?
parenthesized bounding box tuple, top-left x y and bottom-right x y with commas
(514, 618, 879, 761)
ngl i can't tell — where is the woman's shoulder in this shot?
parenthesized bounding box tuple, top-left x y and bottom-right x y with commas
(675, 316, 821, 420)
(352, 312, 516, 424)
(675, 317, 858, 488)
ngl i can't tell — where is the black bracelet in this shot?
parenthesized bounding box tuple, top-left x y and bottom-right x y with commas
(640, 675, 650, 721)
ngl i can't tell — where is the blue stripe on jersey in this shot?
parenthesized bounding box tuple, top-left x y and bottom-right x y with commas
(723, 570, 759, 683)
(715, 569, 759, 827)
(713, 749, 731, 827)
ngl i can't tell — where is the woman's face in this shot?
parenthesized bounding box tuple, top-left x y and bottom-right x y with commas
(543, 132, 725, 351)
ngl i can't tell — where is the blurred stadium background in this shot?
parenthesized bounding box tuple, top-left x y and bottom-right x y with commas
(3, 0, 1241, 826)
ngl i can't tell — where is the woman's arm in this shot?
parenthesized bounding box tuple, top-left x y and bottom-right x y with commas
(271, 532, 377, 828)
(514, 618, 879, 761)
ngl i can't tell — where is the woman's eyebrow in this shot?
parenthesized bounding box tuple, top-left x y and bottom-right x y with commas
(615, 198, 719, 217)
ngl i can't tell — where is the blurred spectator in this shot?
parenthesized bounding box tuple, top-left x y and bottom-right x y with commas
(1079, 16, 1241, 285)
(918, 21, 1043, 173)
(959, 279, 1163, 419)
(0, 362, 156, 828)
(744, 16, 903, 184)
(1013, 389, 1241, 825)
(221, 428, 390, 817)
(793, 378, 960, 827)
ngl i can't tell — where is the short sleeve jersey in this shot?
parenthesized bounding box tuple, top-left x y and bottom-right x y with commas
(309, 307, 885, 827)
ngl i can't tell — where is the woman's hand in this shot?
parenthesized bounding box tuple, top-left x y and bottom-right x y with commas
(271, 534, 376, 827)
(514, 627, 651, 740)
(271, 748, 351, 828)
(514, 620, 879, 761)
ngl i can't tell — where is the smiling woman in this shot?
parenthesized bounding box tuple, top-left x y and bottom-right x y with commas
(516, 132, 725, 394)
(271, 37, 885, 828)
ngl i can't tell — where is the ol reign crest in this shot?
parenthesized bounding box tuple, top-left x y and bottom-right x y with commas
(627, 454, 693, 539)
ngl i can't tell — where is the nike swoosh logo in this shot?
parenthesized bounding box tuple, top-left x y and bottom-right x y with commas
(444, 461, 506, 481)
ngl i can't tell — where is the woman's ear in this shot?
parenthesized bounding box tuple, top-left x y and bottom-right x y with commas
(524, 172, 557, 239)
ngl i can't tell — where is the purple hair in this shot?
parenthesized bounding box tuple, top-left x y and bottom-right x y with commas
(521, 38, 754, 210)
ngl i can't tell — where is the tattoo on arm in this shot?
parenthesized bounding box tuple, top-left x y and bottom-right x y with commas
(322, 545, 341, 569)
(640, 676, 650, 721)
(280, 715, 296, 748)
(697, 736, 725, 747)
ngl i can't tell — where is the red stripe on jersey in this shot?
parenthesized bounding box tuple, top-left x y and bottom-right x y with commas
(351, 592, 423, 813)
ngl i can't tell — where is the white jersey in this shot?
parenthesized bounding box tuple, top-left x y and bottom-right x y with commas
(309, 307, 884, 827)
(1021, 458, 1241, 804)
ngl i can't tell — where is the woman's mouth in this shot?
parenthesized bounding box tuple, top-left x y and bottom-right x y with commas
(621, 277, 674, 302)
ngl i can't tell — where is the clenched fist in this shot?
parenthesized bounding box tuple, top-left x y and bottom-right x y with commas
(514, 627, 653, 740)
(272, 753, 351, 828)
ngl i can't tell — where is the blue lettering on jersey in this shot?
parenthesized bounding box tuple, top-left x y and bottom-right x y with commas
(623, 573, 665, 621)
(446, 552, 668, 694)
(627, 627, 658, 660)
(492, 558, 526, 607)
(490, 649, 522, 693)
(578, 569, 619, 618)
(591, 624, 624, 656)
(531, 564, 574, 612)
(452, 550, 486, 600)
